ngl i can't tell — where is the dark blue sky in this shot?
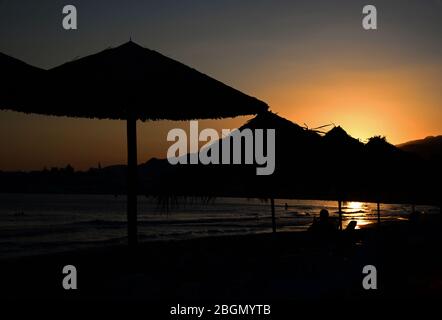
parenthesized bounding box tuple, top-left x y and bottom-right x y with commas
(2, 1, 440, 70)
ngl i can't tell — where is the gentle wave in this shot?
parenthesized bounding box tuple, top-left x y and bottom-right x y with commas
(0, 194, 438, 258)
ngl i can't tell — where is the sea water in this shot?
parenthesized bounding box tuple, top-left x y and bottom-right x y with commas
(0, 193, 439, 259)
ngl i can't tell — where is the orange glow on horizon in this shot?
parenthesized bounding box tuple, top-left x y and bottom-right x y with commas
(0, 61, 441, 171)
(258, 63, 442, 144)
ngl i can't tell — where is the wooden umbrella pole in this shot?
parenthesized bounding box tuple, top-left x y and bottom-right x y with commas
(338, 200, 342, 231)
(271, 198, 276, 233)
(127, 115, 138, 246)
(377, 202, 381, 225)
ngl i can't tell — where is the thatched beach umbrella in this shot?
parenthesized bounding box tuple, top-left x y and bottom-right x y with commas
(0, 52, 44, 110)
(0, 41, 268, 246)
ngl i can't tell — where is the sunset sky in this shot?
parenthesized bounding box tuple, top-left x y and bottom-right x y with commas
(1, 0, 441, 170)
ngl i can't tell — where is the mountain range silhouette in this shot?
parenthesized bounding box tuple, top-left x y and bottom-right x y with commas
(397, 135, 442, 161)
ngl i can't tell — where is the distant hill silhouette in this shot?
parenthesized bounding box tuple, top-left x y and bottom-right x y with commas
(397, 136, 442, 161)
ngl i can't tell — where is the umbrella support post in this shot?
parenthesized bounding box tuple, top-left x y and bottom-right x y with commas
(377, 202, 381, 226)
(338, 200, 342, 231)
(271, 198, 276, 233)
(127, 116, 138, 247)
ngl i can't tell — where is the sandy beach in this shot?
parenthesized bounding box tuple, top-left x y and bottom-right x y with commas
(1, 214, 441, 304)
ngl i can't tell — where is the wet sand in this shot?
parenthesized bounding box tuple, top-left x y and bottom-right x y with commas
(1, 215, 441, 303)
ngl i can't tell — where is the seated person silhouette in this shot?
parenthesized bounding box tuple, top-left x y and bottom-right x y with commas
(346, 220, 357, 231)
(309, 209, 337, 235)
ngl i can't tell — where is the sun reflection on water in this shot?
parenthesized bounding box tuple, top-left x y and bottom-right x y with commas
(343, 201, 371, 229)
(347, 201, 363, 211)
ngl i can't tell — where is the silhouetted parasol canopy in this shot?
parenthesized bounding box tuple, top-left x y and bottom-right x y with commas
(0, 52, 44, 110)
(0, 41, 268, 246)
(1, 41, 267, 120)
